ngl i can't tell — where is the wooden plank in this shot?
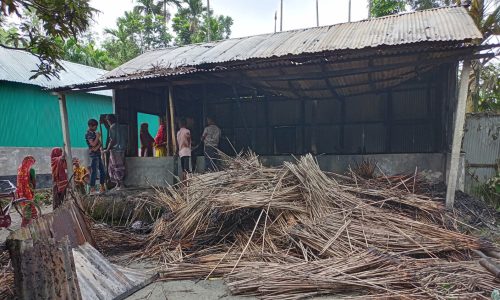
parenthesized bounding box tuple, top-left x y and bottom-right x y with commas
(446, 60, 471, 209)
(57, 93, 74, 181)
(168, 85, 177, 154)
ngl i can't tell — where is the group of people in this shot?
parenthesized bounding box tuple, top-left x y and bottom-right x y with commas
(13, 148, 71, 227)
(139, 116, 221, 177)
(85, 114, 126, 194)
(13, 114, 125, 227)
(13, 115, 219, 227)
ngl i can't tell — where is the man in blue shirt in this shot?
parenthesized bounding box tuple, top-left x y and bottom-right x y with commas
(85, 119, 106, 194)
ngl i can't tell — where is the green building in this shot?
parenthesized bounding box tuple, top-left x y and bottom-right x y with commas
(0, 47, 157, 187)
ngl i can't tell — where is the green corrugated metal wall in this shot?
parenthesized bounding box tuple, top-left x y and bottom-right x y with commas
(0, 81, 112, 147)
(137, 113, 160, 144)
(0, 81, 159, 149)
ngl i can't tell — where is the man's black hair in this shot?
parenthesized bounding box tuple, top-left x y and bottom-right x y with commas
(106, 114, 117, 123)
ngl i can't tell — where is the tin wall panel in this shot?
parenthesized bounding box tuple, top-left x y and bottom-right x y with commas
(463, 114, 500, 192)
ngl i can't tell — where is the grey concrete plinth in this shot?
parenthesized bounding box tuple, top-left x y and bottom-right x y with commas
(124, 157, 176, 187)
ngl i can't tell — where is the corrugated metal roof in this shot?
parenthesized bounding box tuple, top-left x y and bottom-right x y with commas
(0, 47, 112, 96)
(74, 243, 154, 300)
(103, 6, 481, 80)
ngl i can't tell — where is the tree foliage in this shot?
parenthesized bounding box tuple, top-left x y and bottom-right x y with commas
(101, 1, 187, 66)
(172, 0, 233, 45)
(406, 0, 454, 10)
(0, 0, 95, 78)
(370, 0, 406, 17)
(369, 0, 499, 112)
(58, 36, 117, 70)
(477, 62, 500, 111)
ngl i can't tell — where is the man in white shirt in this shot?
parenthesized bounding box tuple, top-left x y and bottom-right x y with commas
(201, 117, 221, 171)
(176, 118, 192, 180)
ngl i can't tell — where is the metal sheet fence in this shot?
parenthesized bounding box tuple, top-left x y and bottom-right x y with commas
(463, 113, 500, 193)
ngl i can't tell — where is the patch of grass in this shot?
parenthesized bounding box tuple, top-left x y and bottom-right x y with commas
(473, 173, 500, 211)
(33, 190, 52, 206)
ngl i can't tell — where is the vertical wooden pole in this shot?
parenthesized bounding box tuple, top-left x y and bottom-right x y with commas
(112, 89, 117, 113)
(446, 60, 471, 209)
(165, 91, 170, 156)
(311, 100, 318, 155)
(57, 93, 73, 180)
(316, 0, 319, 26)
(280, 0, 283, 31)
(203, 84, 208, 128)
(207, 0, 211, 42)
(348, 0, 351, 22)
(274, 11, 277, 33)
(168, 85, 177, 154)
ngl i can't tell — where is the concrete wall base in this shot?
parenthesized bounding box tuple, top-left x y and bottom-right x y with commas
(124, 153, 464, 188)
(0, 148, 464, 191)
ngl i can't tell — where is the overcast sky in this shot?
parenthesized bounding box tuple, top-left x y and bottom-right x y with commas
(90, 0, 370, 41)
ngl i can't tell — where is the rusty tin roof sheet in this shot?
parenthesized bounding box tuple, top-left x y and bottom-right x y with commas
(103, 6, 481, 80)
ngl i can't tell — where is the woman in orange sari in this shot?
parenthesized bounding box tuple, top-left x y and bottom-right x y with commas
(51, 148, 68, 210)
(16, 156, 37, 227)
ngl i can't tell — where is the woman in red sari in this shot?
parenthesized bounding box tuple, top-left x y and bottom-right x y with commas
(51, 148, 68, 210)
(16, 156, 37, 227)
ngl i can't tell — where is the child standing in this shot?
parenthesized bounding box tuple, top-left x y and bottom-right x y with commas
(85, 119, 106, 194)
(73, 157, 89, 195)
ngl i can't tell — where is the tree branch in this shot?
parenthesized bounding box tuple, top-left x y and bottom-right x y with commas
(0, 43, 27, 51)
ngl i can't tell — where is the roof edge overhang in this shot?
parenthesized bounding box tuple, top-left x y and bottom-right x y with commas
(49, 42, 496, 94)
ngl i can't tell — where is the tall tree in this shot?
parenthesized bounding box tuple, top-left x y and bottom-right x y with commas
(368, 0, 499, 112)
(407, 0, 449, 10)
(134, 0, 181, 22)
(161, 0, 182, 23)
(477, 62, 500, 111)
(464, 0, 500, 111)
(102, 20, 142, 66)
(102, 2, 174, 66)
(58, 36, 117, 70)
(0, 0, 96, 78)
(370, 0, 406, 17)
(134, 0, 162, 15)
(172, 0, 233, 45)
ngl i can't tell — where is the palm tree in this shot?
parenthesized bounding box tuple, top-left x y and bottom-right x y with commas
(181, 0, 205, 34)
(161, 0, 182, 23)
(134, 0, 181, 23)
(369, 0, 499, 111)
(134, 0, 162, 15)
(465, 0, 500, 111)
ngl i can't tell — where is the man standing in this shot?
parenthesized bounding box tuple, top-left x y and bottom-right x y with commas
(176, 118, 192, 180)
(85, 119, 106, 194)
(201, 116, 221, 171)
(104, 114, 126, 190)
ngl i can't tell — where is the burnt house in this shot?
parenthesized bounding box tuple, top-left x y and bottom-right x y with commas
(52, 7, 490, 205)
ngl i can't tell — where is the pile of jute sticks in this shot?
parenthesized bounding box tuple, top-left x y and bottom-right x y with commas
(133, 152, 499, 299)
